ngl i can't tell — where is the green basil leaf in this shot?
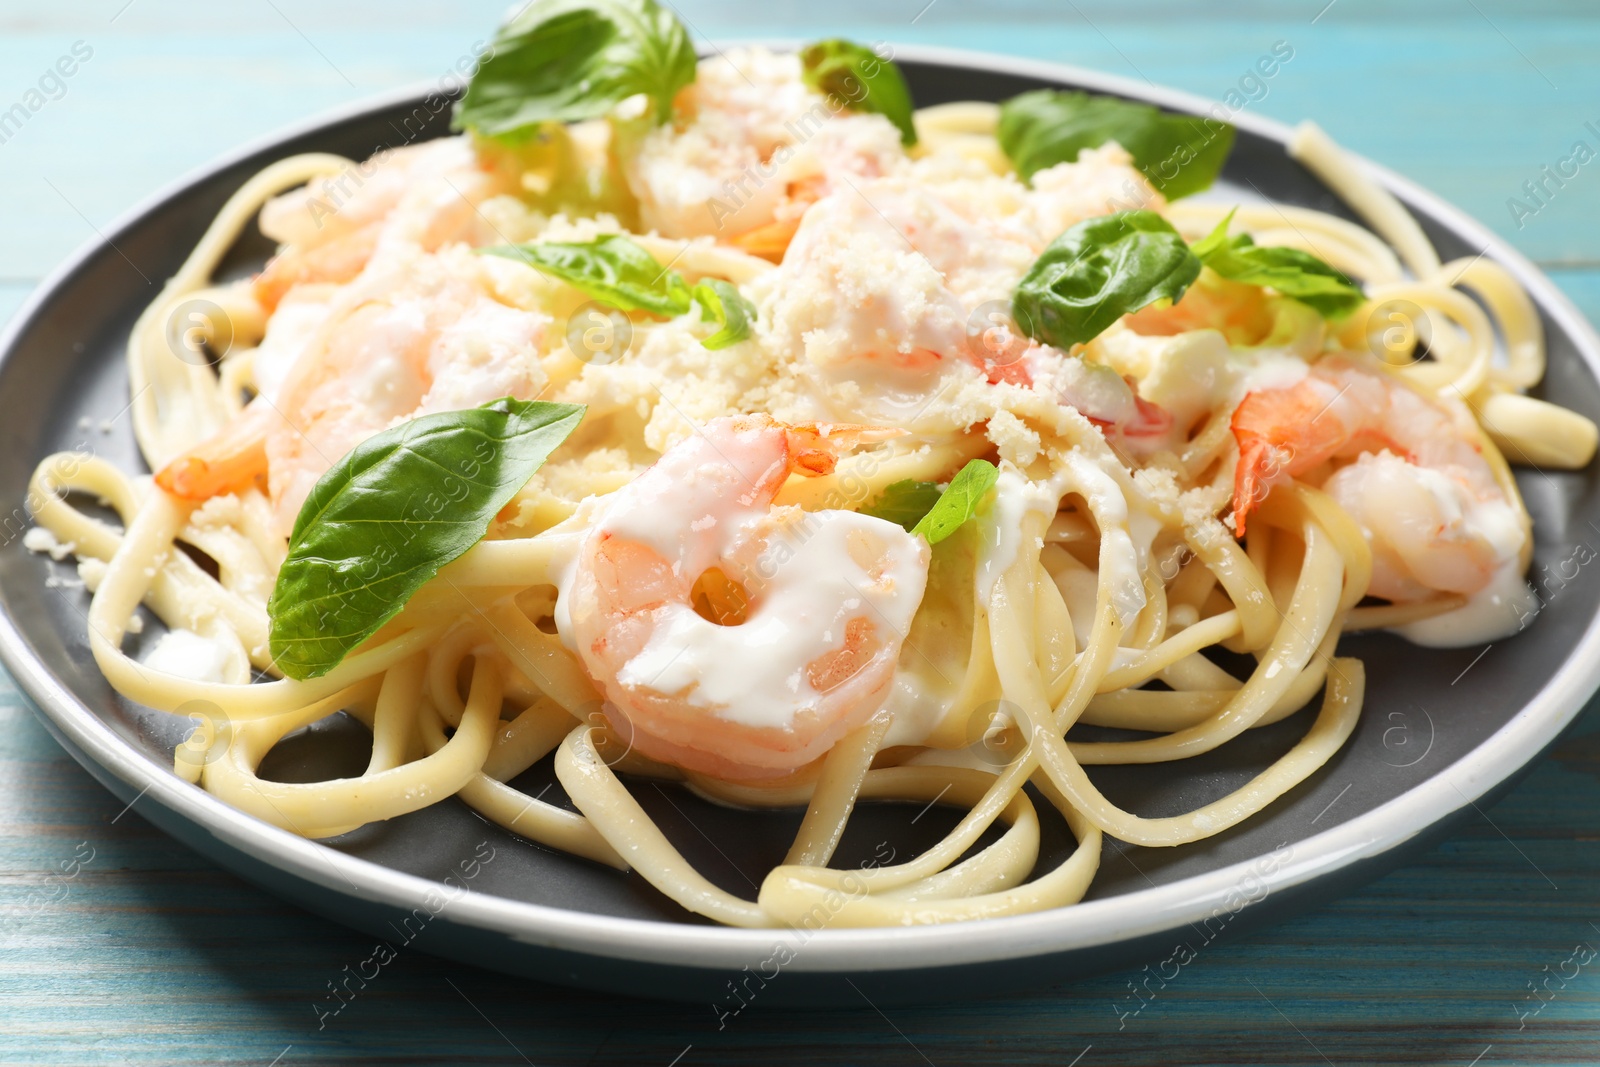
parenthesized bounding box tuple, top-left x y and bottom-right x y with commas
(799, 38, 918, 146)
(860, 479, 943, 531)
(484, 234, 694, 318)
(1193, 212, 1365, 320)
(997, 89, 1233, 199)
(268, 399, 585, 680)
(453, 0, 696, 140)
(1187, 209, 1240, 261)
(693, 279, 757, 349)
(1012, 210, 1201, 348)
(912, 460, 1000, 545)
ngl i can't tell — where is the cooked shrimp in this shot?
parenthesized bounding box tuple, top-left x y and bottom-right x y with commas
(1322, 451, 1525, 601)
(621, 47, 904, 255)
(759, 182, 973, 372)
(755, 177, 1047, 401)
(1020, 142, 1167, 244)
(563, 414, 930, 779)
(1231, 356, 1524, 599)
(753, 178, 1176, 447)
(254, 138, 512, 312)
(157, 247, 549, 535)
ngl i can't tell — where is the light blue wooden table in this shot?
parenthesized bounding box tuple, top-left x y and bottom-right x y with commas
(3, 2, 1600, 1063)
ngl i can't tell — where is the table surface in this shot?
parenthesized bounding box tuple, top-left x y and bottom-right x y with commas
(4, 1, 1600, 1064)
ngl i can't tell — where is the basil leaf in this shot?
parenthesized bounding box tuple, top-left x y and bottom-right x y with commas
(1192, 212, 1364, 320)
(1187, 209, 1240, 262)
(799, 38, 918, 146)
(997, 89, 1233, 199)
(693, 279, 756, 349)
(453, 0, 696, 139)
(860, 479, 943, 532)
(484, 234, 693, 318)
(268, 399, 585, 680)
(486, 238, 757, 347)
(912, 460, 1000, 545)
(1012, 210, 1201, 348)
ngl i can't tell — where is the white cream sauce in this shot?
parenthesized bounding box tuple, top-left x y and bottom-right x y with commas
(975, 469, 1063, 606)
(1056, 451, 1154, 628)
(1395, 561, 1541, 648)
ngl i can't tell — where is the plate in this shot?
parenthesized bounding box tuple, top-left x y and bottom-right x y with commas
(3, 45, 1599, 1008)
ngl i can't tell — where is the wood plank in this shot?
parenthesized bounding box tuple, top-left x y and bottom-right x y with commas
(0, 282, 32, 331)
(1551, 267, 1600, 326)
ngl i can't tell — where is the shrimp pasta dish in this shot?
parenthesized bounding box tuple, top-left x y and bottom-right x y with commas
(27, 3, 1600, 929)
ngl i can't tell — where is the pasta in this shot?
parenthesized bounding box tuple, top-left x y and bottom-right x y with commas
(26, 17, 1598, 931)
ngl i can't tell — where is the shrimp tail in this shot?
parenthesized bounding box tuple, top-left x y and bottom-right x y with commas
(730, 217, 803, 263)
(1230, 384, 1316, 537)
(777, 421, 905, 477)
(1231, 432, 1282, 538)
(727, 176, 829, 262)
(154, 401, 276, 500)
(253, 226, 378, 313)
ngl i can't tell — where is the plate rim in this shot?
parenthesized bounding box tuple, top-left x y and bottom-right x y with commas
(3, 41, 1598, 975)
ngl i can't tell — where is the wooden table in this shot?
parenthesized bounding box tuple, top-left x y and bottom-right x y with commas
(3, 1, 1599, 1063)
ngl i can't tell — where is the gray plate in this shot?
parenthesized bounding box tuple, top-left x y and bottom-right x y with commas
(2, 45, 1598, 1008)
